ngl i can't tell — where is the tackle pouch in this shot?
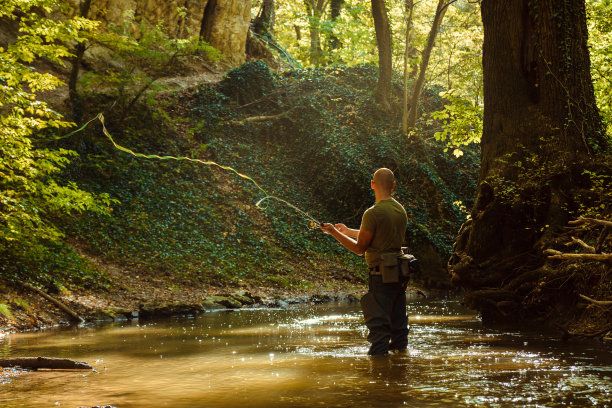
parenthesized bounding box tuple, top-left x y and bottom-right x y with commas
(381, 253, 400, 283)
(398, 253, 420, 278)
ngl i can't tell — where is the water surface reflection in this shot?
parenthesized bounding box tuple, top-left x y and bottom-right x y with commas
(0, 299, 610, 407)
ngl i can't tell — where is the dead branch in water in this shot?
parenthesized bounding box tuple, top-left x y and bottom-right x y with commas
(18, 281, 83, 323)
(0, 357, 92, 370)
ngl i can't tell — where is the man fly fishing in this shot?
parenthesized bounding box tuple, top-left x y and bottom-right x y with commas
(320, 168, 409, 355)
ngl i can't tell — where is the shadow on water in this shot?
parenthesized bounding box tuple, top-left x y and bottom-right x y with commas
(0, 298, 610, 407)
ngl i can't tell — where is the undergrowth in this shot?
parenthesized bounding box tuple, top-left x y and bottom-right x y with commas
(17, 62, 479, 290)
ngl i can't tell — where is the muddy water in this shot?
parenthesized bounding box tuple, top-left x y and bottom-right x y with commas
(0, 298, 610, 407)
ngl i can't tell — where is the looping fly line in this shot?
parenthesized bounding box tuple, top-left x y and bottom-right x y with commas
(91, 113, 322, 227)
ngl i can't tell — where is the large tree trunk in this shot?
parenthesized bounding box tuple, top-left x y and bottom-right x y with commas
(200, 0, 251, 66)
(406, 0, 452, 128)
(448, 0, 606, 323)
(371, 0, 392, 110)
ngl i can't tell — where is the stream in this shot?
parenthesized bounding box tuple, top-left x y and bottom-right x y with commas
(0, 298, 610, 407)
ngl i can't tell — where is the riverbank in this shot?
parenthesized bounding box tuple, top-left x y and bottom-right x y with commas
(0, 261, 374, 333)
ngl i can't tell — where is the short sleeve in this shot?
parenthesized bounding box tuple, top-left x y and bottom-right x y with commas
(360, 207, 376, 233)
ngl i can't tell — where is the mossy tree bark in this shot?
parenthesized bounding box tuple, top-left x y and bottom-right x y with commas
(448, 0, 607, 323)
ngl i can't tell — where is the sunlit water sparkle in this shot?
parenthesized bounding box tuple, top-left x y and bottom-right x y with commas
(0, 298, 610, 407)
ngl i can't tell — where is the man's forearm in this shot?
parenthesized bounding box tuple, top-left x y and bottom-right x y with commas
(330, 230, 365, 255)
(344, 228, 360, 239)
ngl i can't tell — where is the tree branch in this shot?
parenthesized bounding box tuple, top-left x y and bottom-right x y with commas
(543, 249, 612, 262)
(565, 236, 596, 253)
(568, 217, 612, 228)
(229, 108, 296, 125)
(595, 226, 609, 254)
(579, 294, 612, 306)
(18, 281, 83, 323)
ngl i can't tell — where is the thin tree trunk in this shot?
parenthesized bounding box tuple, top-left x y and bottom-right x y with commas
(68, 0, 92, 125)
(402, 0, 415, 133)
(305, 0, 329, 66)
(371, 0, 392, 110)
(253, 0, 275, 36)
(329, 0, 344, 50)
(406, 0, 453, 128)
(309, 8, 322, 65)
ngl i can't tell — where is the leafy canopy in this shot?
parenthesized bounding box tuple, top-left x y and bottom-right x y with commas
(0, 0, 114, 250)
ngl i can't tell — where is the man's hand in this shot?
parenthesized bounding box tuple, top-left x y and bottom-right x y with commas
(334, 223, 349, 234)
(320, 222, 373, 256)
(320, 223, 336, 235)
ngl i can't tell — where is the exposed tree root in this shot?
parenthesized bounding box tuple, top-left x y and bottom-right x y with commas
(579, 294, 612, 307)
(568, 217, 612, 228)
(566, 236, 596, 253)
(543, 249, 612, 262)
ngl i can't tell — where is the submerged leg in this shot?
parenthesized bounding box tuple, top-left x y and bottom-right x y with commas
(389, 289, 409, 350)
(360, 291, 391, 355)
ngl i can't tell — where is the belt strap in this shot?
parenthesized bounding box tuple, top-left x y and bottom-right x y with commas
(368, 265, 381, 275)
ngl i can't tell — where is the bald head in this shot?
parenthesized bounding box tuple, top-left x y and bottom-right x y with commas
(373, 168, 395, 193)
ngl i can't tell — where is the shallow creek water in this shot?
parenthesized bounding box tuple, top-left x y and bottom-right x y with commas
(0, 298, 610, 407)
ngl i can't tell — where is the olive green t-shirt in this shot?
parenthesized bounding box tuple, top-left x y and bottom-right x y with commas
(360, 198, 407, 267)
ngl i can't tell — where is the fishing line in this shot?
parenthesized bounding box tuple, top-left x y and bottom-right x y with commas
(90, 113, 323, 228)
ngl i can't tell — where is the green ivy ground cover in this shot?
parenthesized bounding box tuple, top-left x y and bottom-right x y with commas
(37, 62, 479, 290)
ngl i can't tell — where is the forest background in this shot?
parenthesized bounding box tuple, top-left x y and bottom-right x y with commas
(0, 0, 610, 334)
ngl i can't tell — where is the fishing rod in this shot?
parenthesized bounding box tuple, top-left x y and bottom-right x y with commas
(256, 196, 323, 227)
(79, 113, 324, 228)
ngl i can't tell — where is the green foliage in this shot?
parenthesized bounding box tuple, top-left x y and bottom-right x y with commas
(430, 91, 483, 155)
(219, 61, 276, 104)
(10, 297, 30, 312)
(1, 239, 107, 288)
(487, 139, 611, 228)
(272, 0, 483, 103)
(587, 0, 612, 140)
(0, 0, 114, 284)
(0, 303, 12, 320)
(79, 15, 220, 108)
(577, 169, 611, 219)
(62, 63, 478, 288)
(193, 64, 479, 259)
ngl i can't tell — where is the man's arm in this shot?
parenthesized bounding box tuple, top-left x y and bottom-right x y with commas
(321, 224, 374, 256)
